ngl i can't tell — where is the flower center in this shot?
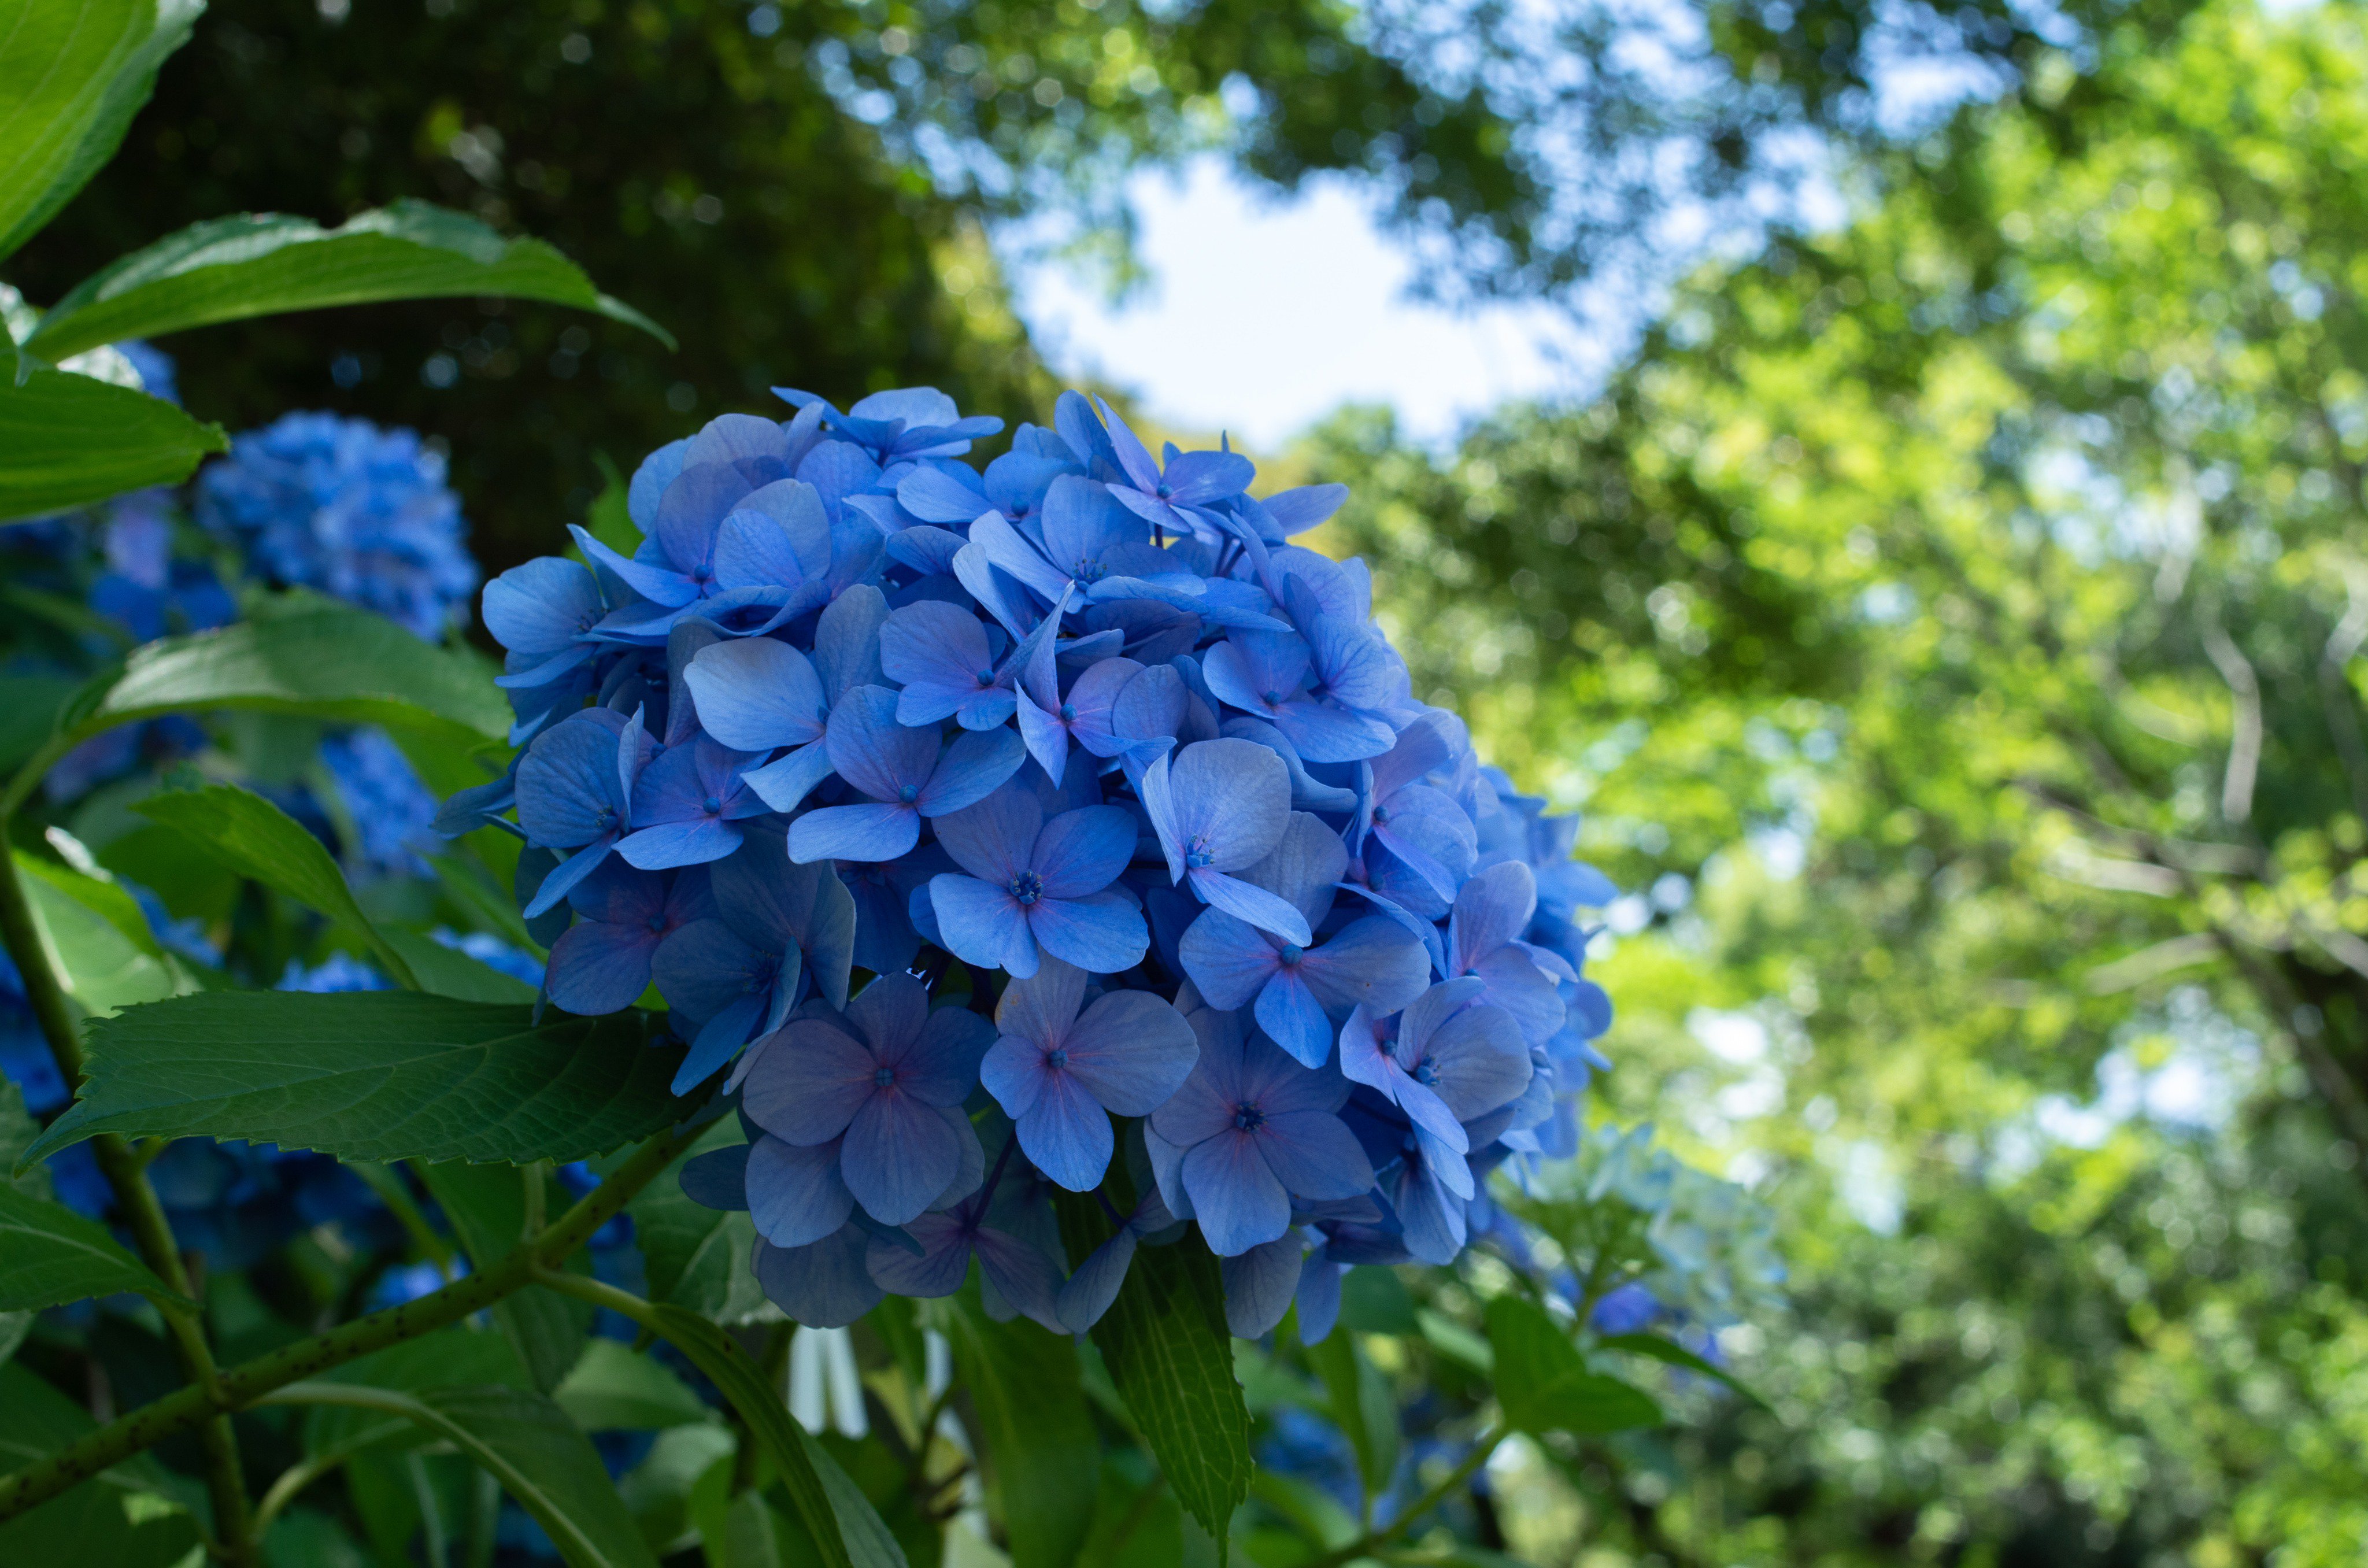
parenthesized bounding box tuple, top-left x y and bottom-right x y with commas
(595, 805, 617, 829)
(1262, 689, 1285, 706)
(1233, 1101, 1266, 1131)
(646, 914, 667, 933)
(1009, 870, 1044, 906)
(701, 794, 722, 816)
(1185, 835, 1215, 869)
(1059, 702, 1076, 722)
(1072, 556, 1104, 582)
(1371, 805, 1391, 823)
(897, 783, 919, 804)
(1046, 1047, 1068, 1068)
(976, 668, 996, 686)
(1278, 944, 1304, 967)
(873, 1066, 897, 1089)
(1412, 1059, 1440, 1086)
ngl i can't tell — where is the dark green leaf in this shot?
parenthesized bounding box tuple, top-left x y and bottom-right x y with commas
(1246, 1471, 1357, 1551)
(0, 1183, 189, 1311)
(82, 600, 509, 741)
(0, 674, 82, 772)
(25, 201, 674, 361)
(0, 0, 198, 261)
(947, 1294, 1098, 1568)
(277, 1382, 659, 1568)
(1074, 1460, 1184, 1568)
(25, 991, 690, 1166)
(0, 1079, 45, 1199)
(1090, 1239, 1253, 1552)
(0, 1363, 205, 1567)
(134, 781, 419, 987)
(302, 1324, 530, 1462)
(1303, 1329, 1397, 1496)
(1596, 1331, 1774, 1412)
(0, 363, 226, 523)
(17, 856, 182, 1015)
(648, 1303, 906, 1568)
(417, 1160, 591, 1393)
(555, 1338, 712, 1432)
(1485, 1296, 1663, 1437)
(629, 1122, 767, 1322)
(384, 929, 536, 1004)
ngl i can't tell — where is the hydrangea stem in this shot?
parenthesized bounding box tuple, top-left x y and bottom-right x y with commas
(0, 835, 258, 1565)
(0, 1116, 701, 1525)
(1300, 1422, 1509, 1568)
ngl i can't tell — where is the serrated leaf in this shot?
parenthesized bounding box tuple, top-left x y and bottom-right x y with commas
(555, 1338, 712, 1432)
(0, 0, 199, 262)
(0, 1362, 205, 1567)
(1596, 1330, 1774, 1412)
(628, 1122, 767, 1322)
(1486, 1296, 1663, 1437)
(275, 1382, 658, 1568)
(948, 1294, 1098, 1568)
(0, 1183, 190, 1311)
(134, 781, 420, 988)
(0, 363, 227, 523)
(24, 201, 673, 361)
(81, 600, 509, 740)
(416, 1160, 591, 1393)
(1090, 1240, 1253, 1552)
(25, 991, 690, 1167)
(647, 1303, 905, 1568)
(0, 1079, 44, 1199)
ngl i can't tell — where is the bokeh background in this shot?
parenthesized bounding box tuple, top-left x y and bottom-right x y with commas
(18, 0, 2368, 1558)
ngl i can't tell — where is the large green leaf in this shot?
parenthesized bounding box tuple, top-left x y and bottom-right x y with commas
(301, 1324, 530, 1463)
(78, 599, 510, 741)
(0, 1183, 189, 1311)
(18, 851, 184, 1016)
(133, 781, 420, 988)
(0, 363, 226, 522)
(272, 1382, 658, 1568)
(25, 202, 674, 362)
(24, 991, 689, 1166)
(648, 1303, 905, 1568)
(383, 929, 537, 1004)
(948, 1295, 1098, 1568)
(417, 1160, 591, 1394)
(1089, 1240, 1253, 1551)
(1596, 1330, 1773, 1411)
(0, 0, 199, 262)
(629, 1122, 767, 1322)
(554, 1338, 713, 1432)
(1485, 1296, 1663, 1437)
(0, 1362, 206, 1567)
(1303, 1327, 1398, 1497)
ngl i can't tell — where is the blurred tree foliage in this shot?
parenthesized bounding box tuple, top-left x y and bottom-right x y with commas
(1308, 0, 2368, 1558)
(11, 0, 2217, 576)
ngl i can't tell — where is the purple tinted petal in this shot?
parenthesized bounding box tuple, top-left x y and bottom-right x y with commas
(1296, 1256, 1345, 1344)
(1253, 971, 1334, 1068)
(880, 600, 996, 724)
(952, 685, 1019, 731)
(929, 875, 1038, 976)
(1177, 909, 1281, 1009)
(685, 638, 827, 751)
(822, 685, 934, 803)
(1222, 1233, 1303, 1337)
(520, 837, 615, 919)
(1056, 1227, 1138, 1333)
(679, 1143, 750, 1210)
(865, 1214, 974, 1299)
(1060, 989, 1199, 1115)
(1396, 1078, 1471, 1155)
(546, 918, 657, 1014)
(1183, 1131, 1293, 1256)
(1471, 945, 1566, 1042)
(916, 725, 1026, 816)
(994, 957, 1088, 1051)
(1257, 1111, 1374, 1200)
(1451, 860, 1538, 972)
(741, 1019, 876, 1144)
(846, 970, 928, 1053)
(747, 1134, 856, 1248)
(973, 1225, 1067, 1332)
(1028, 891, 1148, 974)
(979, 1033, 1049, 1119)
(931, 786, 1041, 886)
(1168, 738, 1292, 869)
(1300, 918, 1431, 1017)
(754, 1228, 883, 1327)
(1030, 804, 1135, 899)
(1242, 812, 1350, 924)
(897, 1003, 994, 1104)
(789, 803, 918, 864)
(517, 716, 630, 846)
(1016, 1070, 1115, 1190)
(843, 1090, 961, 1224)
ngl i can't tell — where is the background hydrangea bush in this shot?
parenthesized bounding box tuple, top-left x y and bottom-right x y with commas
(471, 385, 1624, 1343)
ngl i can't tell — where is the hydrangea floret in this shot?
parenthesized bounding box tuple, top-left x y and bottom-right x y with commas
(458, 386, 1616, 1336)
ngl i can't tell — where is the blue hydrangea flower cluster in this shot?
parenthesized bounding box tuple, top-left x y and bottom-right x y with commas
(462, 387, 1617, 1337)
(196, 411, 479, 640)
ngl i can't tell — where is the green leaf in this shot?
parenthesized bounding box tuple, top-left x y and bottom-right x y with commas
(134, 781, 420, 988)
(1074, 1460, 1184, 1568)
(25, 991, 690, 1167)
(0, 1079, 46, 1199)
(629, 1122, 768, 1322)
(617, 1424, 736, 1555)
(0, 363, 227, 523)
(0, 1362, 206, 1567)
(1596, 1330, 1774, 1412)
(18, 851, 184, 1016)
(301, 1324, 530, 1462)
(1303, 1328, 1398, 1496)
(17, 846, 161, 960)
(647, 1303, 906, 1568)
(948, 1294, 1098, 1568)
(1089, 1240, 1253, 1552)
(80, 600, 510, 742)
(556, 1337, 713, 1432)
(0, 1182, 190, 1311)
(0, 0, 199, 262)
(0, 674, 83, 772)
(416, 1160, 591, 1393)
(383, 929, 536, 1004)
(1485, 1296, 1663, 1437)
(25, 201, 674, 362)
(275, 1382, 660, 1568)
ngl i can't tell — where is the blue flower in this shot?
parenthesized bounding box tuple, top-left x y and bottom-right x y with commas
(785, 686, 1023, 864)
(1141, 737, 1309, 945)
(320, 727, 439, 881)
(978, 957, 1197, 1190)
(197, 412, 479, 639)
(927, 787, 1146, 979)
(547, 861, 713, 1015)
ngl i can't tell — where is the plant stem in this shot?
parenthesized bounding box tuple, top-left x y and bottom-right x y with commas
(0, 838, 258, 1564)
(1300, 1424, 1509, 1568)
(0, 1117, 701, 1523)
